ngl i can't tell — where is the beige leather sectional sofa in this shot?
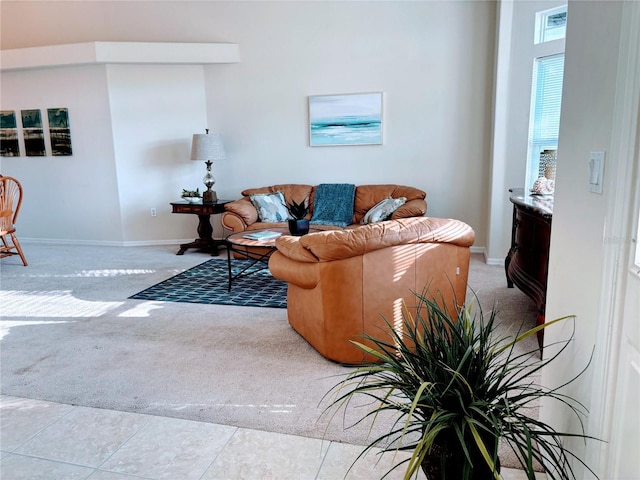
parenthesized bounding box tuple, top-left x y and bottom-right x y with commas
(220, 183, 428, 233)
(220, 183, 474, 364)
(268, 216, 475, 364)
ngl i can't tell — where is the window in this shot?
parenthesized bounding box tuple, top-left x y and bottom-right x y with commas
(526, 5, 567, 190)
(535, 5, 567, 44)
(526, 54, 565, 189)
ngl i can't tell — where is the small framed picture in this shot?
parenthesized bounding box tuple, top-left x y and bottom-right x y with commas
(48, 108, 73, 156)
(1, 111, 20, 157)
(309, 92, 383, 146)
(21, 109, 46, 156)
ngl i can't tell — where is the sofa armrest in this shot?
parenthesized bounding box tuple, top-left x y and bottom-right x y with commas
(274, 236, 320, 262)
(221, 198, 259, 232)
(269, 252, 319, 289)
(390, 198, 427, 219)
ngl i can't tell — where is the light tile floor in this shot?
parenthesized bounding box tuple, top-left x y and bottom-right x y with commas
(0, 395, 546, 480)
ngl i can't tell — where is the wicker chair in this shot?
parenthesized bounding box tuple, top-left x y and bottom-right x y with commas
(0, 175, 28, 266)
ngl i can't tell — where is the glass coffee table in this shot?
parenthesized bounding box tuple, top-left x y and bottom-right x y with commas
(224, 227, 289, 292)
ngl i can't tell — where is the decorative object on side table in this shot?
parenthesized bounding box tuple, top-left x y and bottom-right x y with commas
(181, 188, 201, 203)
(530, 149, 557, 195)
(530, 176, 555, 195)
(324, 292, 600, 480)
(190, 129, 226, 203)
(539, 148, 557, 181)
(285, 197, 310, 236)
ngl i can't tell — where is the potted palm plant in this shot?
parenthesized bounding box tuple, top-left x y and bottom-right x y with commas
(285, 197, 310, 236)
(324, 292, 598, 480)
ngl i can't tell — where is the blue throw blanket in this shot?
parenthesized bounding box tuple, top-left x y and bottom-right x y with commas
(311, 183, 356, 228)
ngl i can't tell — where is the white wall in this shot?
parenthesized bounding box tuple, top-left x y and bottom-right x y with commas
(541, 1, 625, 477)
(0, 63, 210, 244)
(0, 65, 125, 243)
(0, 0, 496, 247)
(106, 64, 209, 244)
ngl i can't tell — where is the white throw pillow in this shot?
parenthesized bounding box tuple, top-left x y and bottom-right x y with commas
(249, 191, 290, 222)
(361, 197, 407, 224)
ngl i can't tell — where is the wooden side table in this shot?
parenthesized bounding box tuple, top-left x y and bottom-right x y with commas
(170, 200, 232, 256)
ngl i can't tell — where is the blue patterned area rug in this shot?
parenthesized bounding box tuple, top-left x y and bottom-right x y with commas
(129, 259, 287, 308)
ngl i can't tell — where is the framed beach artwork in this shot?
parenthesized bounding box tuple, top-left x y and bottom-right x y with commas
(309, 92, 383, 146)
(47, 108, 73, 156)
(0, 111, 20, 157)
(21, 109, 46, 156)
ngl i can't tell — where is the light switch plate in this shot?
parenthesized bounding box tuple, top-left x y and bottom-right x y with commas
(589, 150, 605, 194)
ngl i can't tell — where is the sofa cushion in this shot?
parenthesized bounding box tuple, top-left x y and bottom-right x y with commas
(361, 197, 407, 224)
(390, 198, 427, 220)
(249, 191, 290, 222)
(354, 184, 426, 224)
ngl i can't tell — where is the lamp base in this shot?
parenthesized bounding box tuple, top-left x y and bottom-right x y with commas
(203, 189, 217, 203)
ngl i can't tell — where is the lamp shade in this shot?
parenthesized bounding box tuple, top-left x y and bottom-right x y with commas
(190, 132, 225, 161)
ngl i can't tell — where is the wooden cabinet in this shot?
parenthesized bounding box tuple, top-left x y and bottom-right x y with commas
(504, 188, 553, 353)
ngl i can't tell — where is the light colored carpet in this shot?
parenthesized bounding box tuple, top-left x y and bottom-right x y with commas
(0, 243, 538, 469)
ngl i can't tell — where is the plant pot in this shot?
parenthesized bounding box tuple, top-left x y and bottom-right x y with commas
(288, 219, 310, 236)
(421, 430, 500, 480)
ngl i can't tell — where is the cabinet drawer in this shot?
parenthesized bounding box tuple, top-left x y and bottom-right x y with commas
(512, 206, 552, 288)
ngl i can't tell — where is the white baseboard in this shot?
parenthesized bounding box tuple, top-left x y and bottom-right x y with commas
(469, 246, 503, 266)
(485, 257, 504, 266)
(22, 241, 505, 264)
(21, 238, 189, 247)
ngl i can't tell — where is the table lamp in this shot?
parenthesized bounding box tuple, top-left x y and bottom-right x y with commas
(190, 129, 226, 203)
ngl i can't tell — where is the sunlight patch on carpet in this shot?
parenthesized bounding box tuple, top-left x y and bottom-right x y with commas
(0, 290, 122, 317)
